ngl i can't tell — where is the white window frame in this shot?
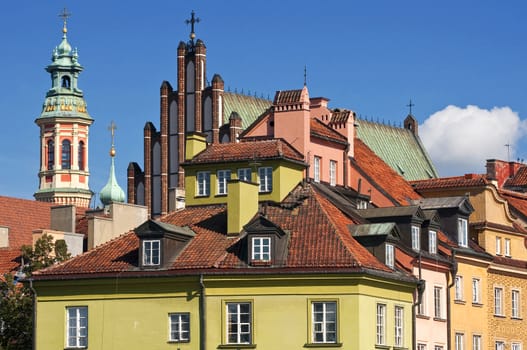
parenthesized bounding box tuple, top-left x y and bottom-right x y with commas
(66, 306, 88, 348)
(505, 238, 511, 257)
(417, 283, 427, 316)
(512, 343, 522, 350)
(496, 341, 505, 350)
(237, 168, 251, 182)
(169, 313, 190, 342)
(472, 334, 481, 350)
(472, 278, 481, 304)
(385, 244, 394, 268)
(376, 304, 386, 345)
(455, 333, 464, 350)
(455, 276, 463, 301)
(226, 302, 252, 344)
(314, 156, 321, 183)
(435, 346, 444, 350)
(512, 289, 521, 318)
(434, 286, 442, 319)
(418, 344, 427, 350)
(458, 218, 468, 247)
(258, 167, 273, 193)
(394, 306, 404, 347)
(329, 160, 337, 186)
(312, 301, 337, 344)
(494, 287, 503, 316)
(496, 236, 502, 255)
(196, 171, 210, 196)
(411, 225, 421, 251)
(143, 239, 160, 266)
(217, 170, 231, 195)
(252, 237, 271, 261)
(429, 230, 437, 254)
(357, 200, 368, 210)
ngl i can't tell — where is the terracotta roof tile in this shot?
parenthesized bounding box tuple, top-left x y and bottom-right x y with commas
(185, 139, 305, 164)
(411, 174, 489, 190)
(0, 248, 22, 274)
(0, 196, 54, 249)
(274, 89, 303, 105)
(310, 118, 348, 145)
(328, 109, 353, 125)
(499, 190, 527, 218)
(504, 166, 527, 187)
(352, 139, 421, 205)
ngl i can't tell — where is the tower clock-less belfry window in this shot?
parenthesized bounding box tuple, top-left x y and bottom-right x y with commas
(78, 141, 85, 170)
(62, 140, 71, 169)
(47, 140, 54, 170)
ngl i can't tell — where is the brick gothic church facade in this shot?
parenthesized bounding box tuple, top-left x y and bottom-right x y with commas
(127, 16, 271, 217)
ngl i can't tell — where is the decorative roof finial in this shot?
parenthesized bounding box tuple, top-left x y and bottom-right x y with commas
(108, 120, 117, 157)
(185, 10, 200, 42)
(58, 7, 71, 36)
(406, 99, 415, 116)
(100, 120, 125, 206)
(304, 65, 307, 86)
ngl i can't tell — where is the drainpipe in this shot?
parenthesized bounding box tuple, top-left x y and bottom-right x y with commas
(199, 274, 206, 350)
(29, 278, 37, 350)
(343, 144, 349, 188)
(412, 253, 425, 350)
(447, 251, 458, 350)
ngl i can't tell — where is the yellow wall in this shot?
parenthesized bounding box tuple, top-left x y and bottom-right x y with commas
(35, 273, 415, 350)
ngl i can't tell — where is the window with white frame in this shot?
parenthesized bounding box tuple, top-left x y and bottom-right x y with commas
(455, 333, 464, 350)
(217, 170, 231, 195)
(458, 218, 468, 247)
(329, 160, 337, 186)
(472, 278, 481, 304)
(496, 341, 505, 350)
(505, 238, 511, 257)
(512, 289, 521, 318)
(434, 286, 442, 319)
(429, 230, 437, 254)
(512, 343, 522, 350)
(258, 167, 272, 192)
(66, 306, 88, 348)
(494, 287, 503, 316)
(312, 301, 337, 343)
(411, 225, 421, 251)
(435, 346, 444, 350)
(226, 302, 252, 344)
(196, 171, 210, 196)
(357, 200, 368, 209)
(418, 344, 427, 350)
(417, 283, 426, 316)
(314, 156, 321, 183)
(252, 237, 271, 261)
(143, 239, 160, 266)
(385, 244, 394, 268)
(472, 335, 481, 350)
(455, 276, 463, 301)
(376, 304, 386, 345)
(237, 168, 251, 182)
(394, 306, 404, 347)
(496, 237, 502, 255)
(169, 313, 190, 342)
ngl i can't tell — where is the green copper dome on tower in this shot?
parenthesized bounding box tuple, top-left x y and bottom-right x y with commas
(100, 122, 125, 206)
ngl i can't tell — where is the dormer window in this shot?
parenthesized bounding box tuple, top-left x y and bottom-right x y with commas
(385, 244, 394, 268)
(457, 218, 468, 247)
(143, 239, 160, 266)
(429, 230, 437, 254)
(252, 237, 271, 261)
(411, 225, 420, 251)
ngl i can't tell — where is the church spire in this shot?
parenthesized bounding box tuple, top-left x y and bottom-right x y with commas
(100, 121, 125, 207)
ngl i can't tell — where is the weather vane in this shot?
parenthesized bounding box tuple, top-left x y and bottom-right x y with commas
(185, 10, 200, 41)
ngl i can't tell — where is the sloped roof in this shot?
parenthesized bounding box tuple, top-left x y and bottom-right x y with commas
(411, 174, 489, 191)
(504, 166, 527, 188)
(355, 118, 438, 181)
(329, 109, 353, 125)
(0, 248, 21, 274)
(358, 206, 422, 219)
(34, 184, 403, 278)
(351, 139, 422, 206)
(310, 118, 348, 145)
(0, 196, 54, 249)
(499, 189, 527, 219)
(274, 89, 303, 105)
(184, 139, 305, 165)
(349, 223, 398, 237)
(223, 92, 272, 129)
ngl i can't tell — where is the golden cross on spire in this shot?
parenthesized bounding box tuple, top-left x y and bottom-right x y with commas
(58, 8, 72, 33)
(108, 121, 117, 157)
(185, 10, 200, 41)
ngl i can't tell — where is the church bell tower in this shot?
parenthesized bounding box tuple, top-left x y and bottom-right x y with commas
(34, 10, 94, 207)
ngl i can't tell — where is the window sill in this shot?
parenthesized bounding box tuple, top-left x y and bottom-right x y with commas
(65, 347, 87, 350)
(393, 347, 408, 350)
(250, 260, 272, 267)
(494, 314, 506, 318)
(168, 340, 190, 344)
(454, 299, 466, 305)
(472, 302, 483, 307)
(416, 314, 430, 320)
(433, 317, 447, 323)
(304, 343, 342, 348)
(375, 345, 391, 349)
(218, 344, 257, 349)
(195, 194, 210, 198)
(215, 194, 228, 197)
(511, 316, 523, 320)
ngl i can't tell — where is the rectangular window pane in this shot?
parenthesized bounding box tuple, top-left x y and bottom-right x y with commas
(458, 218, 468, 247)
(252, 237, 271, 261)
(434, 286, 442, 318)
(376, 304, 386, 345)
(505, 238, 511, 257)
(217, 170, 231, 195)
(314, 156, 320, 183)
(472, 278, 480, 303)
(385, 244, 394, 268)
(226, 302, 251, 344)
(512, 290, 520, 318)
(412, 225, 420, 251)
(258, 167, 272, 192)
(197, 171, 210, 196)
(473, 335, 481, 350)
(455, 276, 463, 301)
(143, 240, 160, 266)
(494, 287, 503, 315)
(429, 230, 437, 254)
(237, 168, 251, 182)
(169, 313, 190, 342)
(496, 237, 501, 255)
(455, 333, 464, 350)
(394, 306, 404, 347)
(312, 301, 337, 344)
(66, 306, 88, 348)
(329, 160, 336, 186)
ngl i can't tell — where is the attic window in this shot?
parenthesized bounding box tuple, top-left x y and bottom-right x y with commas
(143, 239, 160, 266)
(252, 237, 271, 261)
(385, 244, 394, 268)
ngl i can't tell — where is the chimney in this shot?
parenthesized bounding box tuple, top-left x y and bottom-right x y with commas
(227, 180, 258, 235)
(229, 112, 242, 143)
(51, 205, 76, 232)
(0, 226, 8, 248)
(185, 132, 207, 160)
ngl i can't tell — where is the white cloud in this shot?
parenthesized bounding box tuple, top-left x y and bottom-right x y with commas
(420, 105, 527, 177)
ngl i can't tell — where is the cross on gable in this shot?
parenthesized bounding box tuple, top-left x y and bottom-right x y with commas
(406, 99, 415, 115)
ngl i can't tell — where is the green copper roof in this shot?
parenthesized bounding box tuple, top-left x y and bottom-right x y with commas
(100, 156, 125, 206)
(355, 118, 438, 181)
(223, 92, 272, 129)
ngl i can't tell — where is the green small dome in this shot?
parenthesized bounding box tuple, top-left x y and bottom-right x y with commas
(100, 155, 125, 206)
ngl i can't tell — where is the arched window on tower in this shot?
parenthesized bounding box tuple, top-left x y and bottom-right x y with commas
(78, 141, 85, 170)
(61, 76, 71, 89)
(47, 140, 54, 170)
(62, 140, 71, 170)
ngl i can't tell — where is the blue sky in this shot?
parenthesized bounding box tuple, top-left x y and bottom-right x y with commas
(1, 1, 527, 203)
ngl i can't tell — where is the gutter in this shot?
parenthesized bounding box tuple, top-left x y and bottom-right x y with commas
(199, 274, 206, 350)
(446, 250, 458, 350)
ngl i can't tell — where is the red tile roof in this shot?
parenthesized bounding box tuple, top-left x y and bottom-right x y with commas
(499, 189, 527, 219)
(0, 196, 53, 249)
(274, 89, 303, 105)
(185, 139, 305, 164)
(310, 118, 348, 145)
(34, 184, 399, 278)
(504, 166, 527, 187)
(0, 248, 22, 275)
(329, 109, 353, 125)
(411, 174, 489, 191)
(352, 139, 421, 205)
